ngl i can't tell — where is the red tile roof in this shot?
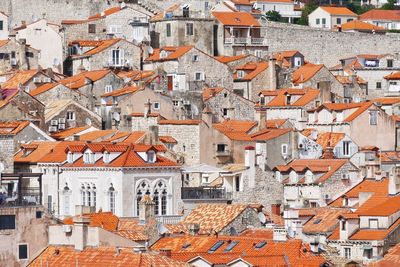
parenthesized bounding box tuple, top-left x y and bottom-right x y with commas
(350, 217, 400, 240)
(301, 130, 345, 148)
(370, 243, 400, 266)
(29, 246, 189, 267)
(384, 72, 400, 80)
(63, 211, 119, 231)
(145, 46, 194, 62)
(1, 69, 40, 88)
(14, 141, 59, 163)
(0, 120, 30, 135)
(101, 86, 141, 97)
(50, 126, 92, 140)
(59, 70, 111, 89)
(158, 120, 202, 125)
(292, 63, 324, 85)
(312, 102, 374, 122)
(251, 128, 292, 141)
(360, 9, 400, 22)
(213, 119, 257, 141)
(212, 12, 260, 27)
(320, 6, 357, 16)
(202, 87, 224, 101)
(214, 54, 248, 63)
(260, 88, 320, 107)
(234, 62, 269, 81)
(265, 119, 288, 129)
(302, 207, 348, 234)
(29, 82, 59, 96)
(341, 20, 385, 32)
(74, 39, 125, 56)
(89, 6, 122, 19)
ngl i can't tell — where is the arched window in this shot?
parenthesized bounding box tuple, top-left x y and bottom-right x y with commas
(81, 184, 86, 205)
(154, 180, 168, 216)
(67, 152, 73, 163)
(92, 184, 97, 208)
(103, 152, 110, 164)
(109, 184, 115, 214)
(63, 183, 71, 216)
(136, 181, 150, 216)
(87, 185, 91, 206)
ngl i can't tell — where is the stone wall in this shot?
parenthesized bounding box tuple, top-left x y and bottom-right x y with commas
(0, 135, 14, 173)
(264, 21, 400, 68)
(220, 207, 262, 235)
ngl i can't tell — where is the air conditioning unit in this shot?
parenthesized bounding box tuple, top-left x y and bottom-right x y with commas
(63, 225, 72, 233)
(43, 77, 51, 83)
(183, 100, 190, 105)
(58, 123, 65, 130)
(50, 120, 58, 126)
(341, 173, 350, 180)
(48, 126, 57, 132)
(58, 117, 66, 124)
(33, 77, 41, 83)
(324, 194, 330, 200)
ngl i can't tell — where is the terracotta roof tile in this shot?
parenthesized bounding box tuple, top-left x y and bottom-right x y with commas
(1, 69, 40, 88)
(116, 70, 155, 81)
(251, 128, 292, 141)
(145, 46, 193, 62)
(341, 20, 385, 31)
(384, 72, 400, 80)
(29, 246, 189, 267)
(0, 120, 30, 135)
(260, 88, 320, 107)
(202, 87, 224, 101)
(14, 141, 59, 163)
(360, 9, 400, 21)
(350, 217, 400, 240)
(0, 39, 10, 48)
(59, 70, 111, 90)
(80, 39, 123, 56)
(265, 119, 288, 129)
(101, 86, 141, 97)
(292, 63, 324, 85)
(158, 119, 201, 125)
(212, 12, 260, 27)
(89, 6, 122, 19)
(301, 130, 345, 148)
(234, 62, 269, 81)
(63, 211, 119, 231)
(213, 119, 257, 141)
(50, 126, 92, 140)
(29, 82, 59, 96)
(214, 54, 248, 63)
(370, 243, 400, 266)
(302, 207, 348, 234)
(159, 135, 177, 144)
(320, 6, 357, 16)
(78, 130, 117, 142)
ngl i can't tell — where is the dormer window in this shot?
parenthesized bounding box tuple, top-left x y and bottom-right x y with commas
(286, 94, 291, 105)
(336, 112, 343, 122)
(305, 170, 314, 183)
(237, 70, 245, 79)
(147, 150, 156, 163)
(342, 197, 349, 206)
(160, 50, 168, 58)
(67, 151, 73, 163)
(83, 150, 95, 164)
(289, 170, 298, 183)
(103, 151, 110, 164)
(260, 95, 265, 105)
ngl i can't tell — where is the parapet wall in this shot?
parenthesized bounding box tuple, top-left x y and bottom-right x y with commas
(265, 21, 400, 67)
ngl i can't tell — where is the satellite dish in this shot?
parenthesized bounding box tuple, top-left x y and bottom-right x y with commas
(147, 46, 154, 55)
(157, 223, 168, 235)
(258, 212, 266, 224)
(229, 227, 238, 236)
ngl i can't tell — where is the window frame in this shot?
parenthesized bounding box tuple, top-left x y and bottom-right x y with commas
(18, 243, 29, 260)
(281, 144, 288, 156)
(166, 23, 171, 37)
(0, 215, 16, 230)
(88, 24, 96, 34)
(186, 23, 194, 36)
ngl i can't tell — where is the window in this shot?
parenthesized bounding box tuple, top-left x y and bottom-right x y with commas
(166, 23, 171, 37)
(341, 220, 346, 231)
(0, 215, 16, 230)
(336, 18, 342, 24)
(183, 6, 189, 17)
(344, 247, 351, 259)
(369, 111, 377, 125)
(195, 72, 204, 81)
(387, 59, 393, 68)
(255, 241, 267, 249)
(364, 248, 373, 259)
(322, 18, 326, 25)
(109, 185, 115, 214)
(81, 187, 86, 205)
(217, 144, 226, 152)
(18, 244, 28, 260)
(237, 70, 245, 79)
(88, 24, 96, 34)
(281, 144, 288, 155)
(347, 18, 353, 22)
(66, 111, 75, 121)
(260, 96, 265, 105)
(316, 18, 320, 25)
(173, 100, 179, 106)
(36, 211, 42, 219)
(255, 50, 262, 58)
(223, 108, 228, 116)
(153, 102, 160, 110)
(111, 49, 124, 66)
(343, 141, 350, 156)
(147, 150, 156, 163)
(87, 191, 91, 206)
(136, 181, 150, 216)
(376, 82, 382, 89)
(235, 175, 240, 192)
(0, 21, 3, 31)
(186, 23, 193, 36)
(192, 55, 199, 62)
(369, 219, 379, 229)
(64, 195, 70, 216)
(105, 85, 112, 93)
(47, 195, 53, 213)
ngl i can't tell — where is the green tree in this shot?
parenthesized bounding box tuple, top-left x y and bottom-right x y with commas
(297, 3, 318, 25)
(381, 0, 397, 10)
(265, 10, 283, 22)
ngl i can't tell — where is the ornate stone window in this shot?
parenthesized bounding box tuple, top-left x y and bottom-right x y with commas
(136, 181, 150, 216)
(108, 184, 116, 214)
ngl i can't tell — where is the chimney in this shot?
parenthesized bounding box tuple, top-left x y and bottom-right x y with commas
(148, 125, 159, 145)
(271, 203, 281, 216)
(144, 99, 151, 118)
(389, 167, 400, 195)
(202, 106, 213, 126)
(188, 223, 200, 236)
(245, 146, 256, 188)
(375, 170, 383, 181)
(255, 107, 266, 130)
(318, 81, 331, 103)
(268, 57, 277, 90)
(139, 195, 155, 225)
(73, 216, 90, 251)
(159, 249, 172, 257)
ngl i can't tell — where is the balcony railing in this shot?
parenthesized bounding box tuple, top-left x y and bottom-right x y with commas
(0, 187, 41, 207)
(155, 215, 183, 224)
(181, 187, 232, 200)
(224, 37, 266, 45)
(216, 150, 231, 157)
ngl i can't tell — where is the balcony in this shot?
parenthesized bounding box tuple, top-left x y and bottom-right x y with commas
(216, 149, 231, 157)
(224, 37, 266, 45)
(0, 173, 42, 207)
(181, 187, 232, 200)
(155, 215, 183, 224)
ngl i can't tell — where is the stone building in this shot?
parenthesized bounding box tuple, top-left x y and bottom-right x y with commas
(66, 38, 141, 76)
(29, 83, 84, 106)
(14, 19, 63, 72)
(143, 46, 233, 92)
(278, 159, 361, 208)
(149, 4, 215, 55)
(0, 11, 9, 39)
(0, 37, 39, 73)
(62, 4, 154, 45)
(0, 69, 57, 93)
(45, 99, 102, 133)
(203, 87, 255, 122)
(0, 206, 53, 267)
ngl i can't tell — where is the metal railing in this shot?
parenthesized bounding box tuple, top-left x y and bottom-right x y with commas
(0, 187, 41, 207)
(181, 187, 232, 200)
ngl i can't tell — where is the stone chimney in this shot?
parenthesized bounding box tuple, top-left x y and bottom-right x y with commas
(271, 203, 281, 216)
(188, 223, 200, 236)
(144, 99, 151, 118)
(18, 39, 28, 70)
(202, 106, 213, 126)
(322, 146, 334, 159)
(245, 146, 256, 188)
(148, 125, 159, 145)
(254, 107, 266, 130)
(388, 167, 400, 195)
(139, 195, 155, 225)
(268, 57, 277, 90)
(73, 216, 90, 251)
(375, 170, 383, 181)
(318, 81, 331, 103)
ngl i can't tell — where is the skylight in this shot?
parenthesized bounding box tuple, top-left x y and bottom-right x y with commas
(208, 241, 224, 253)
(224, 241, 239, 252)
(254, 241, 267, 249)
(182, 243, 191, 249)
(313, 219, 322, 224)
